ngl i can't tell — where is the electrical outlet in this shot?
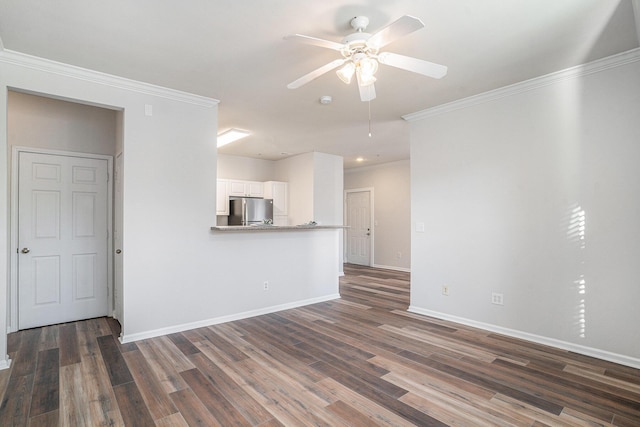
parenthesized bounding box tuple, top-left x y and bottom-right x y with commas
(442, 285, 449, 296)
(263, 281, 269, 291)
(397, 251, 402, 259)
(492, 292, 504, 305)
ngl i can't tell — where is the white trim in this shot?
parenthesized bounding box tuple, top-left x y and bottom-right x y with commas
(0, 49, 219, 108)
(120, 293, 341, 344)
(372, 264, 411, 273)
(0, 357, 11, 371)
(344, 187, 375, 267)
(404, 48, 640, 122)
(408, 306, 640, 370)
(9, 147, 114, 332)
(344, 158, 410, 174)
(633, 0, 640, 46)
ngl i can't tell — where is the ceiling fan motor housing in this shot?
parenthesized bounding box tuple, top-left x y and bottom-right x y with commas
(350, 16, 370, 32)
(340, 33, 377, 59)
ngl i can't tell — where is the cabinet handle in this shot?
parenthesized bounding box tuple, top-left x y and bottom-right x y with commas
(115, 249, 122, 254)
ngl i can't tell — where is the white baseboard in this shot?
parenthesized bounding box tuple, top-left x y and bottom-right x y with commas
(120, 293, 341, 344)
(0, 357, 11, 371)
(372, 264, 411, 273)
(408, 306, 640, 370)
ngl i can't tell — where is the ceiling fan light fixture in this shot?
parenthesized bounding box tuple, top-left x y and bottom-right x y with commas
(357, 68, 377, 86)
(336, 62, 356, 84)
(358, 56, 378, 76)
(217, 128, 250, 147)
(352, 54, 378, 86)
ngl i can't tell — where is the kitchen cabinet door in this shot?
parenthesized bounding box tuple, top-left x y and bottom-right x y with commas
(216, 179, 229, 215)
(264, 181, 288, 216)
(228, 180, 247, 197)
(247, 181, 264, 197)
(228, 180, 264, 197)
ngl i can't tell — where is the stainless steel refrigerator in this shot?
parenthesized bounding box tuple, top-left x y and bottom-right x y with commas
(228, 198, 274, 225)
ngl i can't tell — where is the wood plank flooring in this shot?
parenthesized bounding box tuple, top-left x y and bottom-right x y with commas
(1, 263, 639, 426)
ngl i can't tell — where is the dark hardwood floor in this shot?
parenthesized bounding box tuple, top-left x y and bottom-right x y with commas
(1, 263, 639, 426)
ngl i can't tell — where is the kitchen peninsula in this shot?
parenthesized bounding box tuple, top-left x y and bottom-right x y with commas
(211, 224, 346, 232)
(203, 223, 344, 339)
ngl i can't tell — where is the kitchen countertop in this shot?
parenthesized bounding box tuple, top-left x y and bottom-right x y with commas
(210, 225, 347, 232)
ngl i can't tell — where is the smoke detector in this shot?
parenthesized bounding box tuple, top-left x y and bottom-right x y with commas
(319, 95, 332, 104)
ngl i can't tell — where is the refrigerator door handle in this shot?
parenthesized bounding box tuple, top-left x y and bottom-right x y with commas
(243, 199, 247, 226)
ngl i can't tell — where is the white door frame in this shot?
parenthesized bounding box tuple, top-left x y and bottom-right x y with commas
(113, 152, 123, 323)
(9, 146, 114, 332)
(344, 187, 374, 267)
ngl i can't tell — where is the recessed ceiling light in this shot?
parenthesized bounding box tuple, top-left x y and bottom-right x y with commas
(217, 128, 250, 147)
(356, 157, 364, 162)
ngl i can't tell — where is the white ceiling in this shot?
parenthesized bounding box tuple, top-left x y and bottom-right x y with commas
(1, 1, 638, 168)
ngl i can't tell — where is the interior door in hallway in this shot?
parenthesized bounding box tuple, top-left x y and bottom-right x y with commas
(346, 190, 372, 266)
(18, 151, 110, 329)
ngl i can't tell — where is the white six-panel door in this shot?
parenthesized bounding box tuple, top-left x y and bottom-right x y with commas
(18, 152, 109, 329)
(346, 190, 372, 266)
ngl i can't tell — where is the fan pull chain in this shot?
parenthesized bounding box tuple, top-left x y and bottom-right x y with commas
(368, 97, 372, 138)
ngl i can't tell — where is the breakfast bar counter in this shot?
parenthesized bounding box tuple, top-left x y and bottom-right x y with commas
(210, 225, 346, 232)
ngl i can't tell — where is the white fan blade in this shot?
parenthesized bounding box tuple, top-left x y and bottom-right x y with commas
(287, 59, 346, 89)
(356, 73, 377, 102)
(378, 52, 447, 79)
(366, 15, 425, 50)
(284, 34, 345, 51)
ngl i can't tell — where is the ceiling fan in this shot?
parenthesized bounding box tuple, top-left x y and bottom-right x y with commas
(285, 15, 447, 102)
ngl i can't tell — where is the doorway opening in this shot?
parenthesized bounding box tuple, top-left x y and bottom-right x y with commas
(7, 90, 120, 332)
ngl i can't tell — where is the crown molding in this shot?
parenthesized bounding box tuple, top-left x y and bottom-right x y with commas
(0, 49, 219, 108)
(403, 48, 640, 122)
(344, 158, 409, 174)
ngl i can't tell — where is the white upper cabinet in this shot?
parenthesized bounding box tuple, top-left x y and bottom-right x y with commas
(216, 179, 229, 215)
(247, 181, 264, 197)
(228, 180, 264, 197)
(264, 181, 288, 216)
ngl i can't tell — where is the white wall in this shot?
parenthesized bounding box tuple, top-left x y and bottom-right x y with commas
(217, 154, 275, 181)
(8, 90, 117, 156)
(274, 152, 344, 227)
(408, 50, 640, 367)
(0, 77, 7, 369)
(312, 152, 344, 227)
(0, 51, 340, 361)
(274, 153, 315, 225)
(344, 160, 411, 270)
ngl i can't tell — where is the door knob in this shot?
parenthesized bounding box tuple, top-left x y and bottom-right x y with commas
(21, 248, 30, 254)
(115, 249, 122, 254)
